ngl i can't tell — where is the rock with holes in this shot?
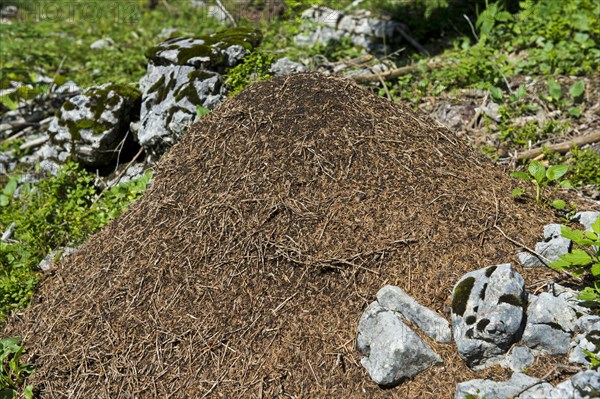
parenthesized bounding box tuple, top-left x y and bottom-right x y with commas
(138, 29, 261, 161)
(569, 316, 600, 366)
(356, 301, 442, 386)
(451, 264, 527, 369)
(376, 285, 451, 343)
(48, 83, 141, 166)
(522, 292, 577, 355)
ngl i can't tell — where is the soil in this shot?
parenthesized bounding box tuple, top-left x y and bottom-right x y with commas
(4, 73, 579, 398)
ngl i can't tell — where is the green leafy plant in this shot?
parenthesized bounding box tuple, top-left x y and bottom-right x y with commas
(545, 79, 586, 117)
(510, 160, 571, 208)
(583, 349, 600, 370)
(476, 1, 512, 38)
(0, 337, 34, 399)
(550, 216, 600, 301)
(0, 163, 152, 320)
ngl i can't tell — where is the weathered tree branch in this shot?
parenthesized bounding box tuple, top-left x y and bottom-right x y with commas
(516, 131, 600, 161)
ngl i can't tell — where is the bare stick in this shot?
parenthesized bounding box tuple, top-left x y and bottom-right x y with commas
(516, 131, 600, 161)
(351, 63, 440, 83)
(215, 0, 237, 27)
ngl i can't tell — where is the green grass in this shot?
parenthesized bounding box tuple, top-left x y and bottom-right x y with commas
(0, 0, 223, 89)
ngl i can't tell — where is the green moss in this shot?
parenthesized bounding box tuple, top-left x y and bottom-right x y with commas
(84, 83, 140, 123)
(148, 74, 166, 95)
(485, 266, 497, 277)
(145, 29, 261, 67)
(62, 100, 75, 111)
(174, 83, 202, 104)
(498, 294, 525, 307)
(188, 69, 214, 81)
(452, 277, 475, 317)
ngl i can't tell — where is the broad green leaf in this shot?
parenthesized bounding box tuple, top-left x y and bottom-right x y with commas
(579, 288, 600, 301)
(528, 161, 545, 183)
(510, 171, 530, 180)
(511, 188, 524, 196)
(546, 164, 569, 181)
(590, 262, 600, 276)
(569, 80, 585, 99)
(561, 226, 584, 242)
(196, 105, 211, 118)
(515, 85, 527, 101)
(562, 249, 592, 265)
(550, 258, 571, 270)
(551, 199, 566, 209)
(547, 80, 562, 101)
(592, 216, 600, 235)
(490, 87, 504, 102)
(584, 231, 598, 241)
(560, 180, 573, 188)
(568, 106, 581, 117)
(3, 178, 18, 196)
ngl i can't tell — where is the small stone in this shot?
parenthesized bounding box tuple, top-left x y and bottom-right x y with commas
(572, 211, 600, 232)
(523, 293, 577, 355)
(569, 316, 600, 366)
(376, 285, 451, 343)
(503, 346, 534, 372)
(269, 58, 308, 77)
(517, 251, 544, 268)
(90, 37, 114, 50)
(357, 302, 442, 386)
(455, 373, 541, 399)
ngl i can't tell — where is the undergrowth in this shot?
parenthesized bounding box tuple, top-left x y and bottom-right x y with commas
(0, 163, 152, 320)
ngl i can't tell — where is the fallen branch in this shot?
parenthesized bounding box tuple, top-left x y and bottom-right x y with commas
(215, 0, 237, 27)
(350, 63, 440, 83)
(516, 131, 600, 161)
(19, 135, 48, 150)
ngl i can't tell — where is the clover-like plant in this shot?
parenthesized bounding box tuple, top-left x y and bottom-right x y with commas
(511, 160, 571, 208)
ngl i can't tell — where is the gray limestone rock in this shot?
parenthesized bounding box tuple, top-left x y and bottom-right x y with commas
(569, 316, 600, 366)
(523, 292, 577, 355)
(137, 65, 224, 160)
(455, 373, 540, 399)
(137, 29, 261, 160)
(376, 285, 451, 343)
(357, 302, 442, 387)
(294, 6, 405, 53)
(518, 251, 544, 268)
(502, 346, 535, 372)
(457, 369, 600, 399)
(573, 211, 600, 232)
(533, 223, 571, 263)
(269, 58, 308, 77)
(48, 83, 140, 166)
(90, 37, 114, 50)
(451, 264, 527, 369)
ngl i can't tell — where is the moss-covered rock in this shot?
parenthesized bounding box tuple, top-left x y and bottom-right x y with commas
(144, 28, 262, 69)
(49, 83, 141, 166)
